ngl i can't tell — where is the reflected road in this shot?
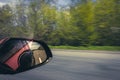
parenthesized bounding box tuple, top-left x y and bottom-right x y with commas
(0, 49, 120, 80)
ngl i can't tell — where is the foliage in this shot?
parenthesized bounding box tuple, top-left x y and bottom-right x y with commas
(50, 46, 120, 51)
(94, 0, 120, 46)
(0, 5, 14, 38)
(0, 0, 120, 46)
(70, 0, 97, 46)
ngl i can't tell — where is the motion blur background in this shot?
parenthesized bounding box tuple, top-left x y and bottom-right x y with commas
(0, 0, 120, 47)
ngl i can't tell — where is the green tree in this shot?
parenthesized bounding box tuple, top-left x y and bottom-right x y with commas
(49, 10, 79, 46)
(28, 1, 57, 41)
(0, 5, 14, 38)
(70, 0, 96, 46)
(94, 0, 120, 45)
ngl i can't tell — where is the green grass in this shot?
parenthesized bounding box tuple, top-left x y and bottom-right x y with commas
(49, 46, 120, 51)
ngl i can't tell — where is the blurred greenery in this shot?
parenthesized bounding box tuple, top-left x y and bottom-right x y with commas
(50, 46, 120, 51)
(0, 0, 120, 47)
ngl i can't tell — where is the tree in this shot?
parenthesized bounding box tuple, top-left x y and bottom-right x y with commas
(70, 0, 96, 46)
(27, 1, 57, 41)
(0, 5, 14, 38)
(49, 10, 79, 46)
(94, 0, 120, 45)
(110, 0, 120, 46)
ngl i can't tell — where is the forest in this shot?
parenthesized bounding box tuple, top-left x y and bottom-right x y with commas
(0, 0, 120, 46)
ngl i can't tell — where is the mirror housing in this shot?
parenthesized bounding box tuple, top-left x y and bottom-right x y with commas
(0, 38, 52, 74)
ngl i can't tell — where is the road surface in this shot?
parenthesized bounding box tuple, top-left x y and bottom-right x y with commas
(0, 49, 120, 80)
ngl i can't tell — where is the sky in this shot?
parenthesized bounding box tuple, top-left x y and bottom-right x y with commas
(0, 0, 12, 3)
(0, 0, 15, 6)
(0, 0, 71, 7)
(0, 2, 5, 7)
(57, 0, 71, 6)
(0, 0, 96, 8)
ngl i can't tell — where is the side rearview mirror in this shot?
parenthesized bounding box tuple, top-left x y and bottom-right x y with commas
(0, 38, 52, 74)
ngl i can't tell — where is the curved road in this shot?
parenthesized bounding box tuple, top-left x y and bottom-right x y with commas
(0, 49, 120, 80)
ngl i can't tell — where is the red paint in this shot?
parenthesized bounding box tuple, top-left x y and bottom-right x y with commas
(5, 45, 30, 71)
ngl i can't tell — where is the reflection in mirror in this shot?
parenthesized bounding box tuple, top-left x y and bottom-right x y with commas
(0, 38, 52, 74)
(33, 50, 47, 65)
(28, 41, 47, 65)
(17, 41, 48, 71)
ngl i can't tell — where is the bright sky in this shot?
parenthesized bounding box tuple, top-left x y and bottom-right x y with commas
(57, 0, 71, 6)
(0, 0, 71, 6)
(0, 0, 76, 9)
(0, 2, 6, 7)
(0, 0, 11, 3)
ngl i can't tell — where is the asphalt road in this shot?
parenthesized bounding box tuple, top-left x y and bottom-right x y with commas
(0, 49, 120, 80)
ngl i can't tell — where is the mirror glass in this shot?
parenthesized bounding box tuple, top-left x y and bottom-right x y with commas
(0, 38, 52, 74)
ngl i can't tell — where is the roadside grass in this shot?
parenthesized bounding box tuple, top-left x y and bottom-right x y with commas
(49, 46, 120, 51)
